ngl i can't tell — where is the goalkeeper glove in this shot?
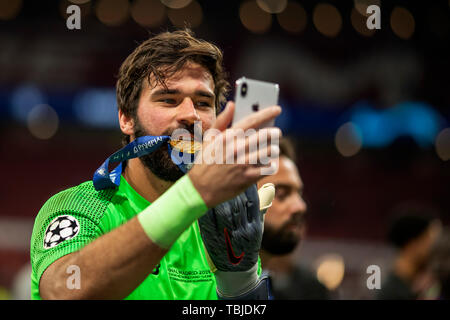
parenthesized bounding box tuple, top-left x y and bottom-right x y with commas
(198, 183, 275, 299)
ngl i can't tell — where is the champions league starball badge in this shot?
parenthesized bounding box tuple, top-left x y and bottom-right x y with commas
(43, 215, 80, 249)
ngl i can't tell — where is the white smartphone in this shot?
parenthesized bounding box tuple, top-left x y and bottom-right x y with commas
(233, 77, 279, 128)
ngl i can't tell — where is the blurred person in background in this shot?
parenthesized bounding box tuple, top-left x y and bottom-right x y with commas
(429, 227, 450, 300)
(11, 263, 32, 300)
(258, 138, 330, 300)
(376, 209, 442, 300)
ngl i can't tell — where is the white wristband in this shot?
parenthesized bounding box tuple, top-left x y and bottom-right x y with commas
(214, 263, 259, 297)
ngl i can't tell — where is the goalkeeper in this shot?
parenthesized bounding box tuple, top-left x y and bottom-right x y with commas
(30, 29, 281, 300)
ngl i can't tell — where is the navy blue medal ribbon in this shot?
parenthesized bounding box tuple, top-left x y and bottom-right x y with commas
(93, 135, 199, 190)
(93, 135, 168, 190)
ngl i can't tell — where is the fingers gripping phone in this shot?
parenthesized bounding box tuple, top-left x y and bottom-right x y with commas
(233, 77, 279, 128)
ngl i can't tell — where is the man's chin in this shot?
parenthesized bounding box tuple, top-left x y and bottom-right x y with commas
(139, 145, 185, 182)
(146, 161, 185, 182)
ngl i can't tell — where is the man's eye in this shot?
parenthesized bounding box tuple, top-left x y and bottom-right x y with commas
(275, 189, 289, 200)
(196, 101, 212, 108)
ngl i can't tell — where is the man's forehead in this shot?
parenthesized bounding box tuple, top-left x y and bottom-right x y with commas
(280, 157, 302, 187)
(260, 156, 303, 189)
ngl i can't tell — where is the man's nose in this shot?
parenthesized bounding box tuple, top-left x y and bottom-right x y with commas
(176, 97, 200, 126)
(290, 194, 307, 217)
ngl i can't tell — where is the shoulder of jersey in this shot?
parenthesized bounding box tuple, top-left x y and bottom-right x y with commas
(40, 180, 118, 216)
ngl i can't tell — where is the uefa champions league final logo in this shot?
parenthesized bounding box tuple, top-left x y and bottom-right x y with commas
(169, 121, 281, 176)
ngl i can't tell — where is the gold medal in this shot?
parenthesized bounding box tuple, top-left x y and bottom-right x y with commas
(169, 139, 202, 154)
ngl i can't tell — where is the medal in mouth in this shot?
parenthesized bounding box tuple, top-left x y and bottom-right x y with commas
(169, 139, 202, 154)
(94, 135, 204, 190)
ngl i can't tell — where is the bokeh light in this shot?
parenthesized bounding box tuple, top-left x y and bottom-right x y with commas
(131, 0, 166, 27)
(313, 3, 342, 38)
(96, 0, 129, 26)
(390, 6, 415, 39)
(167, 0, 202, 28)
(239, 0, 272, 34)
(27, 104, 59, 140)
(10, 85, 47, 123)
(277, 1, 307, 34)
(161, 0, 192, 9)
(335, 122, 363, 157)
(73, 89, 118, 128)
(435, 128, 450, 161)
(256, 0, 287, 14)
(351, 7, 376, 37)
(0, 0, 22, 20)
(353, 0, 380, 16)
(68, 0, 91, 4)
(60, 0, 91, 20)
(316, 254, 345, 291)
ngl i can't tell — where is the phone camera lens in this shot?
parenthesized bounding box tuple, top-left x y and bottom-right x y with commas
(241, 83, 247, 97)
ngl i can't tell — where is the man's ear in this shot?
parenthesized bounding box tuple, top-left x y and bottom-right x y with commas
(118, 110, 135, 136)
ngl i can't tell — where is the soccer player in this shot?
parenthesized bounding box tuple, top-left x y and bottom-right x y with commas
(430, 227, 450, 300)
(258, 139, 330, 299)
(376, 210, 441, 300)
(30, 30, 281, 299)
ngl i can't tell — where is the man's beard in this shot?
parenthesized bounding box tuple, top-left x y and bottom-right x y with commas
(133, 121, 186, 182)
(262, 223, 302, 255)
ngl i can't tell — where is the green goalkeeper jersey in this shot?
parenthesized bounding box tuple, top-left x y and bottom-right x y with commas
(30, 176, 218, 300)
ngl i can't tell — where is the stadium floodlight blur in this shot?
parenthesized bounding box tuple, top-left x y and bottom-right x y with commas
(312, 3, 342, 38)
(276, 1, 307, 34)
(10, 85, 47, 123)
(351, 7, 376, 37)
(390, 6, 415, 40)
(435, 128, 450, 161)
(131, 0, 166, 27)
(335, 122, 363, 157)
(167, 0, 203, 28)
(315, 254, 346, 292)
(256, 0, 287, 14)
(349, 101, 443, 148)
(73, 89, 119, 128)
(27, 104, 59, 140)
(68, 0, 91, 4)
(239, 0, 272, 34)
(353, 0, 381, 16)
(95, 0, 130, 26)
(0, 0, 22, 20)
(161, 0, 192, 9)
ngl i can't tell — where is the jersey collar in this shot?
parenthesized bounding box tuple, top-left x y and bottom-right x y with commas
(118, 175, 151, 211)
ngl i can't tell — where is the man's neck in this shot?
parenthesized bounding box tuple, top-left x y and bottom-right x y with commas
(260, 250, 272, 270)
(122, 158, 174, 203)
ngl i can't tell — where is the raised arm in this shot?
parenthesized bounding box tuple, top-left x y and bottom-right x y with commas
(38, 102, 281, 299)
